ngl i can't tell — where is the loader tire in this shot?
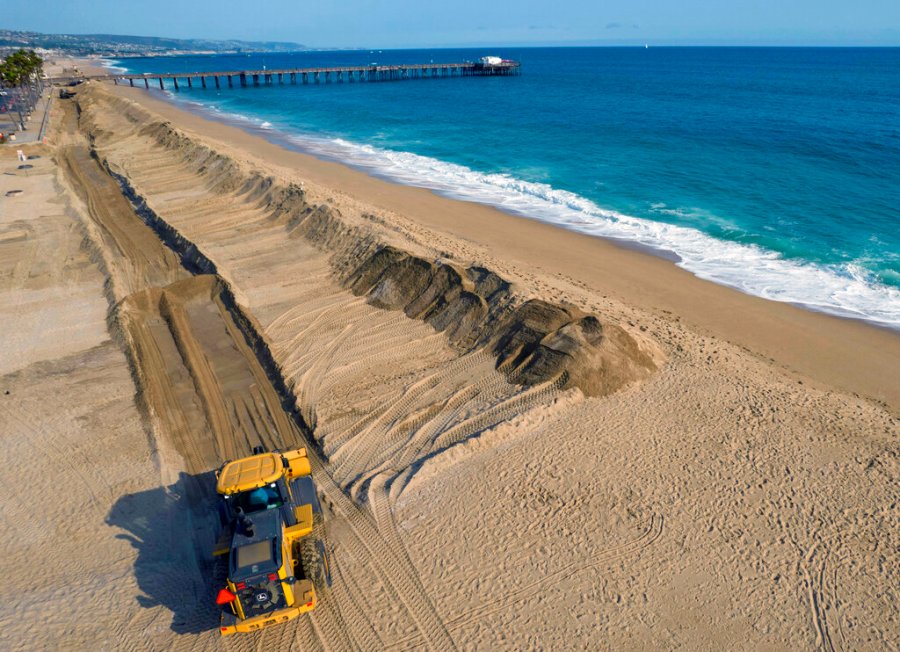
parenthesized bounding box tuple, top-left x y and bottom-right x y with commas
(299, 537, 331, 592)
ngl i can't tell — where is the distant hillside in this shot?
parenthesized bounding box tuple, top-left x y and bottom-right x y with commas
(0, 29, 305, 56)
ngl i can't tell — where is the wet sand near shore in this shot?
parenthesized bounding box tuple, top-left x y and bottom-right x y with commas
(0, 76, 895, 650)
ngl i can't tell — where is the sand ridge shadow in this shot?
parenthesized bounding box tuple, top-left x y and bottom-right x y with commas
(106, 470, 225, 635)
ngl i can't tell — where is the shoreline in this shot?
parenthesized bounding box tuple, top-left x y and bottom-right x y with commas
(165, 93, 689, 266)
(105, 81, 900, 411)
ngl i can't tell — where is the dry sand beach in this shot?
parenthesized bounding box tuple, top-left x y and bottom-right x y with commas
(0, 73, 896, 651)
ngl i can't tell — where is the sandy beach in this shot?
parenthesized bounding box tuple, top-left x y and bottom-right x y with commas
(0, 69, 896, 650)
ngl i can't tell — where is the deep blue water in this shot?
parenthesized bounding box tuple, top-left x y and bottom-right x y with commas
(109, 47, 900, 328)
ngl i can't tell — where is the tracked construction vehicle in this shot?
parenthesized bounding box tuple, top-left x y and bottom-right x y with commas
(212, 446, 331, 635)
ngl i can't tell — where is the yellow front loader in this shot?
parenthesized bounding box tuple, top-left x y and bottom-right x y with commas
(211, 447, 331, 635)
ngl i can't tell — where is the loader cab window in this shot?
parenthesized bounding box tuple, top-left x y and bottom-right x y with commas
(235, 539, 274, 570)
(232, 484, 283, 515)
(233, 539, 277, 576)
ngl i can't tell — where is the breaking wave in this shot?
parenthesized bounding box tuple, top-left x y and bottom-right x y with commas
(99, 59, 130, 75)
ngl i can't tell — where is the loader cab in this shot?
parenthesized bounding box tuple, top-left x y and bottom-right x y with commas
(228, 481, 285, 515)
(216, 453, 291, 513)
(215, 449, 317, 521)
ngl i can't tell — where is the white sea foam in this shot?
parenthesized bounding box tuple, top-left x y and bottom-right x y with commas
(289, 135, 900, 329)
(164, 97, 900, 329)
(100, 59, 129, 75)
(164, 94, 264, 128)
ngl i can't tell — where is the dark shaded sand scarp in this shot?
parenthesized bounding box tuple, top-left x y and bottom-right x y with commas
(346, 245, 656, 395)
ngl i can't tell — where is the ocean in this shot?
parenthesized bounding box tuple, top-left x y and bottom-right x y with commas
(106, 47, 900, 329)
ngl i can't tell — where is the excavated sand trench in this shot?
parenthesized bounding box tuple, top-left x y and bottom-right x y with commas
(59, 86, 658, 650)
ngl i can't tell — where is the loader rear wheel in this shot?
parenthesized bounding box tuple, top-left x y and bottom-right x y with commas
(299, 537, 331, 592)
(318, 539, 333, 588)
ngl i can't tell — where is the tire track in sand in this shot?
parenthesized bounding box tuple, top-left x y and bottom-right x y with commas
(329, 351, 491, 487)
(351, 359, 515, 497)
(327, 542, 386, 651)
(311, 454, 456, 651)
(388, 512, 665, 651)
(802, 537, 845, 652)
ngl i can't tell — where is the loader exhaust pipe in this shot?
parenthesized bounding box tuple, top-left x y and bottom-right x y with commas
(234, 506, 255, 538)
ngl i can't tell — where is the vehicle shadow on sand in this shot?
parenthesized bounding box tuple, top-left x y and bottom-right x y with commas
(106, 470, 225, 635)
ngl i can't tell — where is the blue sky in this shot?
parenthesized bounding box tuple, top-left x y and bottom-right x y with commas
(5, 0, 900, 47)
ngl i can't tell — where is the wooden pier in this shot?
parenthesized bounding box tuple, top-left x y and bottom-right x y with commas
(51, 61, 520, 91)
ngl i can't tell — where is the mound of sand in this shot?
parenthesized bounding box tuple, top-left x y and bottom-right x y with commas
(346, 245, 656, 394)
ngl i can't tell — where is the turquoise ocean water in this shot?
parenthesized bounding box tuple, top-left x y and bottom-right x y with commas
(107, 48, 900, 329)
